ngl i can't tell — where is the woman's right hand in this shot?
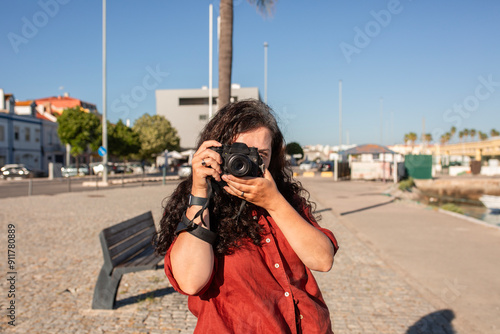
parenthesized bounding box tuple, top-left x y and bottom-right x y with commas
(191, 140, 223, 196)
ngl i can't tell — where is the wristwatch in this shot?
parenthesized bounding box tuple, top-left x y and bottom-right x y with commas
(188, 194, 208, 207)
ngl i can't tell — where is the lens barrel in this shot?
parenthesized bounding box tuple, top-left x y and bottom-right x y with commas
(227, 154, 251, 177)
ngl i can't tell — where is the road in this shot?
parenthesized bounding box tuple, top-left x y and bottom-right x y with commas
(0, 173, 179, 198)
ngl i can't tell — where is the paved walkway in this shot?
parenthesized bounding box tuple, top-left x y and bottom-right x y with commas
(0, 178, 498, 333)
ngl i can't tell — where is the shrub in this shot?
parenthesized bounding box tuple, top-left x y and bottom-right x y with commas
(398, 177, 415, 191)
(441, 203, 464, 214)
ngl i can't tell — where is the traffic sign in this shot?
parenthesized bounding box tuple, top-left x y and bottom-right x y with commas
(98, 146, 107, 157)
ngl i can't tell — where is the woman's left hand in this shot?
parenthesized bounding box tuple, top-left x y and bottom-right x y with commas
(222, 168, 282, 210)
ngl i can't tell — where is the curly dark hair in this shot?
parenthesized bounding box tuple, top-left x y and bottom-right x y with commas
(154, 99, 317, 256)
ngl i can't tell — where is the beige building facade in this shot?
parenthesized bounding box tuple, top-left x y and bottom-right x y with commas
(155, 86, 260, 149)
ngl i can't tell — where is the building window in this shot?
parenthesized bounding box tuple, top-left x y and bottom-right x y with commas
(199, 114, 208, 121)
(35, 129, 40, 143)
(25, 127, 31, 142)
(0, 125, 4, 142)
(179, 97, 217, 106)
(14, 126, 20, 141)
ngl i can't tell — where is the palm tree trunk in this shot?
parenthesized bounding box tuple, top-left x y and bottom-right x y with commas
(218, 0, 233, 109)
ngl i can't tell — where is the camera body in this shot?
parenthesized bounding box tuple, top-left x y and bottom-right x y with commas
(210, 142, 265, 178)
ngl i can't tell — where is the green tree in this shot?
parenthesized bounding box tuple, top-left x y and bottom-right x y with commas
(285, 142, 304, 160)
(106, 120, 141, 160)
(490, 128, 499, 137)
(458, 130, 464, 142)
(218, 0, 276, 107)
(132, 114, 180, 161)
(57, 107, 101, 159)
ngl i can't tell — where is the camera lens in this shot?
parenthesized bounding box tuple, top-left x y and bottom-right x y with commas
(227, 154, 251, 177)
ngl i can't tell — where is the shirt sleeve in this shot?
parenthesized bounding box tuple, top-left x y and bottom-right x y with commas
(164, 236, 218, 296)
(302, 205, 339, 255)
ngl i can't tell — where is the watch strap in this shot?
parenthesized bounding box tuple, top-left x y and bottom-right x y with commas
(189, 194, 208, 207)
(175, 213, 217, 245)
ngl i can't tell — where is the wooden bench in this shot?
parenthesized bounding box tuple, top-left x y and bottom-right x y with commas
(92, 211, 163, 309)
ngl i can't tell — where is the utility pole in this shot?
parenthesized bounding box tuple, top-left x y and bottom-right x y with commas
(208, 4, 213, 119)
(102, 0, 108, 183)
(264, 42, 268, 104)
(339, 80, 342, 152)
(380, 97, 383, 145)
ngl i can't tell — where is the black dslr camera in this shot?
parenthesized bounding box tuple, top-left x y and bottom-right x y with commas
(210, 142, 265, 178)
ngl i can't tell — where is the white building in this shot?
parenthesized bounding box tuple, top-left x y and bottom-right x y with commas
(155, 85, 260, 149)
(0, 89, 66, 173)
(0, 90, 43, 170)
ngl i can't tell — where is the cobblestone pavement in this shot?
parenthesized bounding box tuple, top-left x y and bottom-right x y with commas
(0, 181, 469, 333)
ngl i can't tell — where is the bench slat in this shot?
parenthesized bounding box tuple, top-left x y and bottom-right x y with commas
(103, 212, 153, 237)
(108, 226, 156, 259)
(103, 214, 154, 248)
(109, 231, 156, 267)
(121, 246, 160, 268)
(116, 246, 161, 269)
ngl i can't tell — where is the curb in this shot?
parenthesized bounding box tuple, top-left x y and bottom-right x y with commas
(82, 176, 180, 187)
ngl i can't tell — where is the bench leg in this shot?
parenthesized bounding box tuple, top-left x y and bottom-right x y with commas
(92, 267, 123, 310)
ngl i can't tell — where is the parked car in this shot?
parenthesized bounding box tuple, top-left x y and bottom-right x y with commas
(61, 164, 89, 177)
(299, 161, 317, 171)
(178, 163, 192, 178)
(1, 164, 32, 179)
(125, 162, 143, 174)
(318, 161, 334, 172)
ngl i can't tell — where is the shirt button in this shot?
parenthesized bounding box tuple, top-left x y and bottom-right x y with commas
(266, 238, 271, 243)
(274, 263, 279, 269)
(284, 292, 290, 297)
(300, 314, 304, 320)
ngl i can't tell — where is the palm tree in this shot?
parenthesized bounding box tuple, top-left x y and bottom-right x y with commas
(450, 126, 456, 141)
(408, 132, 417, 149)
(491, 128, 500, 137)
(463, 128, 469, 141)
(218, 0, 276, 108)
(440, 134, 447, 145)
(470, 129, 476, 141)
(445, 132, 451, 143)
(424, 133, 432, 143)
(478, 131, 488, 141)
(458, 130, 464, 142)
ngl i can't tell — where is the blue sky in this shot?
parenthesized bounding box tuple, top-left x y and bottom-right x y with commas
(1, 0, 499, 147)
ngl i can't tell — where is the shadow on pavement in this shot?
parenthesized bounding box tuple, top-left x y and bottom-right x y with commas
(313, 208, 333, 214)
(339, 198, 396, 216)
(406, 309, 457, 334)
(115, 286, 176, 309)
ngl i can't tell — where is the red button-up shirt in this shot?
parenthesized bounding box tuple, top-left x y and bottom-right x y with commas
(165, 208, 339, 333)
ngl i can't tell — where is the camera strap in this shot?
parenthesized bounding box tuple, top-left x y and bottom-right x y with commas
(208, 178, 248, 223)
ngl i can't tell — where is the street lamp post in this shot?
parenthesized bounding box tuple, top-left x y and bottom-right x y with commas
(208, 4, 213, 119)
(102, 0, 108, 183)
(264, 42, 268, 104)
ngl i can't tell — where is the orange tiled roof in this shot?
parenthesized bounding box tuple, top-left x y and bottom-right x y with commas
(15, 100, 34, 106)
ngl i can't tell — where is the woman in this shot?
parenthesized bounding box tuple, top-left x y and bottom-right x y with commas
(155, 99, 339, 333)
